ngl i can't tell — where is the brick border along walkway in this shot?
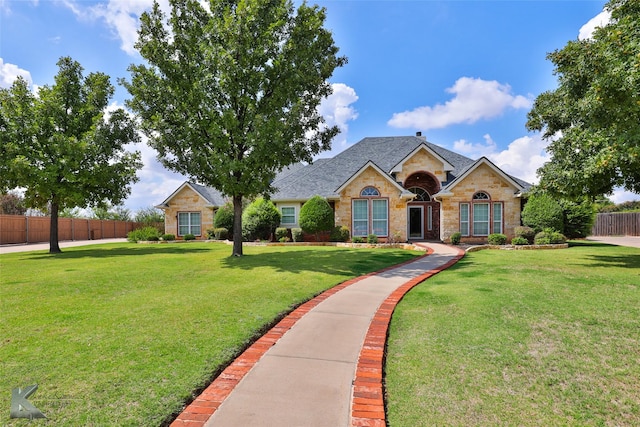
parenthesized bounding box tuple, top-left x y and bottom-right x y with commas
(171, 246, 465, 426)
(351, 245, 465, 427)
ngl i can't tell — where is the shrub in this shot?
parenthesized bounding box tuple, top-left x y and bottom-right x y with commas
(487, 233, 507, 245)
(522, 193, 564, 233)
(299, 196, 335, 240)
(242, 198, 281, 241)
(184, 233, 196, 241)
(127, 226, 161, 242)
(388, 230, 403, 244)
(214, 228, 229, 240)
(352, 236, 365, 243)
(329, 225, 350, 242)
(511, 236, 529, 245)
(214, 202, 235, 231)
(450, 232, 462, 245)
(275, 227, 289, 241)
(206, 228, 216, 239)
(514, 226, 536, 244)
(367, 234, 378, 244)
(561, 200, 595, 238)
(291, 228, 303, 242)
(550, 231, 567, 244)
(161, 234, 175, 241)
(534, 231, 551, 245)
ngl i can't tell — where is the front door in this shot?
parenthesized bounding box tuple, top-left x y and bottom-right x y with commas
(408, 206, 424, 240)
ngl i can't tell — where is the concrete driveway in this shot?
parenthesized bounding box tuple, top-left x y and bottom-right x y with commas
(586, 236, 640, 248)
(0, 238, 128, 254)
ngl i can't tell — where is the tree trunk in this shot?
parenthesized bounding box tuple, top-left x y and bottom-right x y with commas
(49, 200, 61, 253)
(232, 194, 243, 256)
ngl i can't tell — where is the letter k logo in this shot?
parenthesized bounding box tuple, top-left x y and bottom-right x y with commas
(10, 384, 46, 419)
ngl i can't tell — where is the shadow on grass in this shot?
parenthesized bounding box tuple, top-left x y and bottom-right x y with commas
(220, 248, 419, 277)
(17, 243, 212, 260)
(583, 253, 640, 269)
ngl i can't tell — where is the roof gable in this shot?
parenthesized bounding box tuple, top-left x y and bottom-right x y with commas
(334, 161, 413, 198)
(156, 181, 226, 208)
(390, 143, 454, 174)
(437, 157, 525, 196)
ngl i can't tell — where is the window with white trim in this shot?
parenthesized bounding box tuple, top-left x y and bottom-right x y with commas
(353, 199, 369, 237)
(352, 187, 389, 237)
(493, 203, 503, 234)
(372, 199, 388, 236)
(459, 193, 504, 237)
(460, 203, 470, 236)
(178, 212, 201, 236)
(281, 206, 296, 225)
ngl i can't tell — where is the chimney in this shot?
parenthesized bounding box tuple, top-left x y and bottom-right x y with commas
(415, 131, 426, 140)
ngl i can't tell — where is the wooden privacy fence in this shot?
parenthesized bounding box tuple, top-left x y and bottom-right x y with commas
(591, 212, 640, 236)
(0, 215, 151, 245)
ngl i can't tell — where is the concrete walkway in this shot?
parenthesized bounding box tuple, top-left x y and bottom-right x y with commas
(0, 238, 128, 254)
(172, 243, 465, 427)
(586, 236, 640, 248)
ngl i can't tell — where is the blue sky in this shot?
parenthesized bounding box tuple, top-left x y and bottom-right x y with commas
(2, 0, 636, 211)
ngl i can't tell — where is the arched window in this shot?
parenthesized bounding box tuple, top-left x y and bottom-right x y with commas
(360, 186, 380, 197)
(473, 191, 490, 200)
(408, 187, 431, 201)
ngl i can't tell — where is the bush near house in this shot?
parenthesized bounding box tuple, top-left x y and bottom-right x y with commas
(127, 226, 161, 242)
(487, 233, 507, 245)
(367, 234, 378, 244)
(534, 230, 566, 245)
(450, 232, 462, 245)
(514, 226, 536, 244)
(161, 234, 175, 241)
(511, 236, 529, 245)
(275, 227, 289, 242)
(329, 225, 350, 242)
(291, 228, 303, 242)
(561, 200, 595, 238)
(299, 195, 334, 241)
(522, 193, 564, 233)
(242, 198, 281, 241)
(214, 202, 234, 231)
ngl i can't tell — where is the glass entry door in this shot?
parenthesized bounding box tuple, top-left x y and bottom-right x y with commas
(408, 206, 424, 239)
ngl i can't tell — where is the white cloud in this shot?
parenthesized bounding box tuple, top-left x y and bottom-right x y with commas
(578, 10, 611, 41)
(388, 77, 532, 130)
(316, 83, 359, 158)
(610, 188, 640, 204)
(0, 58, 33, 88)
(450, 132, 551, 185)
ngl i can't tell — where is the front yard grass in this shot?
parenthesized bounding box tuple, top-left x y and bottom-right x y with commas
(386, 242, 640, 426)
(0, 242, 419, 426)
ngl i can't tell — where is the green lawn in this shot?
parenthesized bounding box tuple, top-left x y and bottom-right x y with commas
(386, 242, 640, 426)
(0, 242, 418, 426)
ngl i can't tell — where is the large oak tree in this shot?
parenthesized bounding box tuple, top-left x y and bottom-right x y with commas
(124, 0, 346, 256)
(526, 0, 640, 199)
(0, 57, 142, 253)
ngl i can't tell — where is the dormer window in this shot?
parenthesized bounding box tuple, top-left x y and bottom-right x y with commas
(360, 186, 380, 197)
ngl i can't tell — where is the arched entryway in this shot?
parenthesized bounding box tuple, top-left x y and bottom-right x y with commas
(405, 172, 440, 240)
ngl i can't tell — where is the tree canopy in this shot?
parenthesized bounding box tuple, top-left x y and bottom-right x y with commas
(124, 0, 346, 256)
(526, 0, 640, 199)
(0, 57, 141, 252)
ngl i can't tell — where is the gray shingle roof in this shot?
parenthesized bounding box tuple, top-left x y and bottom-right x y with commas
(270, 136, 492, 201)
(162, 136, 532, 205)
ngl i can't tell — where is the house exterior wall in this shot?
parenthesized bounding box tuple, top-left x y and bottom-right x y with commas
(274, 202, 303, 228)
(334, 166, 408, 242)
(439, 163, 522, 244)
(394, 149, 447, 184)
(163, 186, 214, 240)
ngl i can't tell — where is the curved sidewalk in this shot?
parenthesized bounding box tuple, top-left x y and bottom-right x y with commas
(172, 243, 465, 427)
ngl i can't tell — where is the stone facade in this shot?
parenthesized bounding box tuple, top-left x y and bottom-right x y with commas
(394, 148, 447, 184)
(438, 163, 522, 244)
(163, 186, 214, 240)
(334, 165, 409, 242)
